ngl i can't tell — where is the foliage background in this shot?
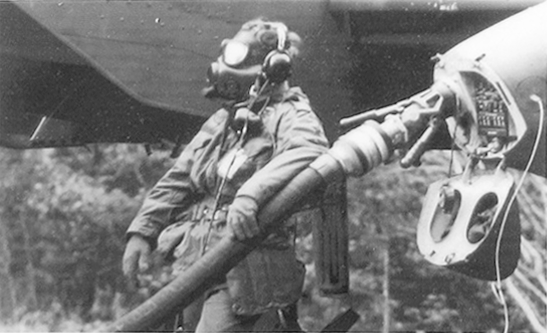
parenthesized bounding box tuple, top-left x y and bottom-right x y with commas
(0, 145, 543, 332)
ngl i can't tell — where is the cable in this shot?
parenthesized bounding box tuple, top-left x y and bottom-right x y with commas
(493, 94, 545, 333)
(201, 87, 271, 255)
(447, 96, 461, 179)
(447, 118, 459, 179)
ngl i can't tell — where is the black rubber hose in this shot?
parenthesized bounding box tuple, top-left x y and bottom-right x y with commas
(110, 154, 344, 332)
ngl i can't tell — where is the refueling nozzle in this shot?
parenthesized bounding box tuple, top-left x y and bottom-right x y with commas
(336, 81, 457, 172)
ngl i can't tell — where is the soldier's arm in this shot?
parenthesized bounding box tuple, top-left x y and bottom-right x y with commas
(236, 104, 329, 207)
(126, 109, 228, 243)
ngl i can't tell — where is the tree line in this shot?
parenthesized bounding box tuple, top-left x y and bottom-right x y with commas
(0, 145, 543, 332)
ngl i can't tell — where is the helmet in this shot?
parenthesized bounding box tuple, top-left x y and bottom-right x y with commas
(203, 18, 301, 101)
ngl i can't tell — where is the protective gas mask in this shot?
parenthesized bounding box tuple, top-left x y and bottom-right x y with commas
(203, 19, 299, 101)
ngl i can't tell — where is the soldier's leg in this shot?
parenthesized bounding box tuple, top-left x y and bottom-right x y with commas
(194, 288, 259, 332)
(180, 296, 204, 332)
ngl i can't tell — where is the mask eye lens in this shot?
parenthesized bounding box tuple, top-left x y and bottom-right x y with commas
(223, 42, 248, 67)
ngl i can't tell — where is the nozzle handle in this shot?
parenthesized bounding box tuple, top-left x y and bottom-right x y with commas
(339, 102, 407, 130)
(400, 118, 441, 168)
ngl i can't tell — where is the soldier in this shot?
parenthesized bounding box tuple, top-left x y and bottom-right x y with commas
(122, 18, 329, 332)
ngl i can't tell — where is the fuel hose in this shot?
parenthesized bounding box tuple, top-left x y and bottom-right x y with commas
(110, 153, 345, 332)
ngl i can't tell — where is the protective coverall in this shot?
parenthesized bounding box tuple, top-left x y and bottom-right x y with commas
(126, 86, 329, 331)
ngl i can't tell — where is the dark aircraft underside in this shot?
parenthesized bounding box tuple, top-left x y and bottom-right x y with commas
(0, 0, 537, 149)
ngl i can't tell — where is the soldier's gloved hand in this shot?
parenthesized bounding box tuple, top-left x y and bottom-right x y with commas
(227, 196, 260, 241)
(122, 234, 152, 289)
